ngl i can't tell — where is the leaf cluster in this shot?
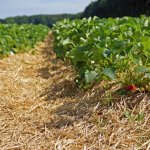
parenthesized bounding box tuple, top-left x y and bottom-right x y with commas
(0, 24, 49, 57)
(52, 16, 150, 88)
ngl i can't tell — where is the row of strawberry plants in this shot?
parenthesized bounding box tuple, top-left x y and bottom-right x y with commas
(52, 16, 150, 90)
(0, 24, 49, 57)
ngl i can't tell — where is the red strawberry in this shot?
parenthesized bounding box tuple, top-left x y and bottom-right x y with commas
(124, 84, 137, 91)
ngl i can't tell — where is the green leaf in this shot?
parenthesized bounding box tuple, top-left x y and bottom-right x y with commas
(124, 111, 131, 119)
(85, 70, 98, 83)
(145, 73, 150, 78)
(103, 67, 116, 80)
(80, 37, 87, 43)
(141, 36, 150, 50)
(135, 66, 150, 73)
(62, 39, 70, 45)
(144, 20, 149, 27)
(103, 49, 111, 58)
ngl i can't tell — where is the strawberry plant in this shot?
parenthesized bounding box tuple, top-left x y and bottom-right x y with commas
(52, 16, 150, 89)
(0, 24, 49, 57)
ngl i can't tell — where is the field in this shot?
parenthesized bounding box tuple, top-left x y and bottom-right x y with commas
(0, 17, 150, 149)
(0, 24, 49, 57)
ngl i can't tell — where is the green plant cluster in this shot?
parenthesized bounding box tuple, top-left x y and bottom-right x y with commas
(0, 24, 49, 57)
(52, 16, 150, 89)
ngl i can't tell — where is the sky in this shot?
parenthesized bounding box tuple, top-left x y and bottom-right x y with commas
(0, 0, 93, 19)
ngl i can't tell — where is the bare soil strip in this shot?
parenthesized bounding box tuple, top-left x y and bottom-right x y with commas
(0, 35, 149, 150)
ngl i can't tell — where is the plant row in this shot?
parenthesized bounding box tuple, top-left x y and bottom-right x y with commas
(52, 16, 150, 90)
(0, 24, 49, 57)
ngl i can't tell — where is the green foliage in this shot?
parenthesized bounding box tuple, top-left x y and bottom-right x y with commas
(85, 70, 98, 83)
(0, 24, 49, 57)
(103, 68, 116, 80)
(52, 16, 150, 88)
(124, 111, 145, 122)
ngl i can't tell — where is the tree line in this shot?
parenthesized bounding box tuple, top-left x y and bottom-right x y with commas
(82, 0, 150, 18)
(0, 14, 76, 27)
(0, 0, 149, 26)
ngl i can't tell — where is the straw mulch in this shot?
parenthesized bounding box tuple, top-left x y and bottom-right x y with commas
(0, 34, 150, 150)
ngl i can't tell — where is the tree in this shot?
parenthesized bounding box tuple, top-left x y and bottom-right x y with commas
(81, 0, 150, 18)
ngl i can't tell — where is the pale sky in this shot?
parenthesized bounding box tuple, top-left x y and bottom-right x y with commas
(0, 0, 93, 19)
